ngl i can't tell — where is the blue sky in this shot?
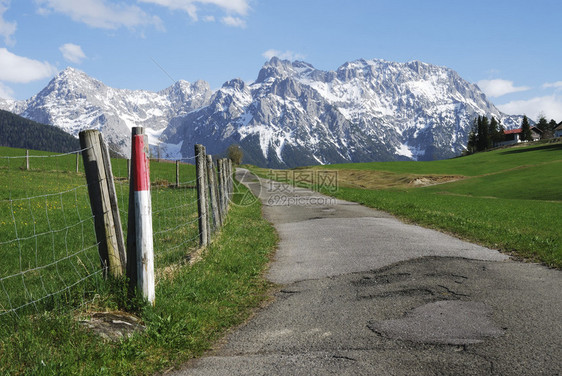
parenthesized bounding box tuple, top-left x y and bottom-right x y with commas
(1, 0, 561, 121)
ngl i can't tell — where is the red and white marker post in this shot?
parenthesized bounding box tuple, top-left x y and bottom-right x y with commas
(132, 134, 155, 304)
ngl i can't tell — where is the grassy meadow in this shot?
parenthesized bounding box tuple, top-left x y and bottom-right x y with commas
(250, 141, 562, 268)
(0, 145, 278, 374)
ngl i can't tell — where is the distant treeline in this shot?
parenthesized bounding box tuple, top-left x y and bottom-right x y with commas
(0, 109, 80, 153)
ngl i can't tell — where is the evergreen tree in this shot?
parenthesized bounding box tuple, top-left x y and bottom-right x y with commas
(521, 115, 532, 141)
(466, 117, 478, 154)
(536, 116, 549, 132)
(477, 116, 491, 151)
(0, 109, 80, 152)
(489, 116, 503, 146)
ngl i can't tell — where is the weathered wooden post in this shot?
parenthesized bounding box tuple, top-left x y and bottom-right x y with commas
(206, 155, 221, 231)
(127, 158, 131, 180)
(79, 130, 126, 277)
(26, 150, 29, 171)
(176, 160, 180, 187)
(228, 158, 233, 198)
(131, 134, 155, 305)
(195, 144, 209, 247)
(76, 152, 80, 173)
(216, 158, 225, 224)
(99, 133, 126, 269)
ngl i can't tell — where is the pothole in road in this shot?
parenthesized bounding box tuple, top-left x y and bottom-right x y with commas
(368, 300, 504, 345)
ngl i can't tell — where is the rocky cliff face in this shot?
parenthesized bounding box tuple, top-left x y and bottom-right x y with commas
(163, 57, 522, 167)
(1, 67, 213, 155)
(1, 59, 522, 167)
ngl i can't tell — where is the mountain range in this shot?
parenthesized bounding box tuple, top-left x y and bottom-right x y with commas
(0, 58, 523, 167)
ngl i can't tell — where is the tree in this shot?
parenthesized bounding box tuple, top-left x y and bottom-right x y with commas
(489, 116, 504, 146)
(227, 144, 244, 165)
(477, 116, 491, 151)
(536, 116, 549, 133)
(466, 118, 478, 154)
(521, 115, 532, 141)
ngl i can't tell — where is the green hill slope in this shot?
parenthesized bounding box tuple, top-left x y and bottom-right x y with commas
(0, 109, 79, 153)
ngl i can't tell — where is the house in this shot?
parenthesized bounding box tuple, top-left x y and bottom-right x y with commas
(497, 127, 542, 147)
(555, 122, 562, 138)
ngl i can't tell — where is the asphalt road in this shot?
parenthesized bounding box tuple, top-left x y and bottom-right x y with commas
(172, 169, 561, 376)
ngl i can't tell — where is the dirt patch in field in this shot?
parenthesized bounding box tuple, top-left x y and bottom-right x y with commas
(333, 169, 463, 190)
(409, 175, 463, 187)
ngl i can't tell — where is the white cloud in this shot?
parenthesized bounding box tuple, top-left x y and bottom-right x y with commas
(221, 15, 245, 28)
(139, 0, 249, 21)
(0, 0, 17, 46)
(542, 81, 562, 89)
(59, 43, 86, 64)
(477, 79, 530, 98)
(36, 0, 162, 30)
(0, 81, 14, 99)
(0, 48, 58, 83)
(262, 49, 305, 61)
(203, 15, 215, 22)
(498, 94, 562, 121)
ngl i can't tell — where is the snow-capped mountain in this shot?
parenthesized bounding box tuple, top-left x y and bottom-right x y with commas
(163, 57, 522, 167)
(1, 67, 212, 156)
(1, 59, 522, 167)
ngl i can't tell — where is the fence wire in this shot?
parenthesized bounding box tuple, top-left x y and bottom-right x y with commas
(0, 145, 229, 316)
(112, 156, 202, 281)
(0, 148, 104, 317)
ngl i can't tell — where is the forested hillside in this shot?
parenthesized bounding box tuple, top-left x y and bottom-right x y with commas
(0, 110, 79, 153)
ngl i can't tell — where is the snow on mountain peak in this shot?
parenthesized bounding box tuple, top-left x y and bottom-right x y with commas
(4, 58, 524, 166)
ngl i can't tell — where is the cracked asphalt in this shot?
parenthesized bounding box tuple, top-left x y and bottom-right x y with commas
(171, 169, 562, 376)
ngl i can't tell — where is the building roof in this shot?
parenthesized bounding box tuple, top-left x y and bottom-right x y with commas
(503, 127, 541, 135)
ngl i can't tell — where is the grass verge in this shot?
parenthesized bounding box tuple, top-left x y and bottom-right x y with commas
(0, 183, 278, 375)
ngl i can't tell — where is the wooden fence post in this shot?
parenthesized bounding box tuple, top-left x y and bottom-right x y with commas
(195, 144, 209, 247)
(228, 159, 233, 198)
(99, 133, 126, 269)
(131, 134, 155, 305)
(26, 150, 29, 171)
(79, 130, 125, 277)
(176, 160, 180, 187)
(223, 159, 230, 212)
(206, 155, 220, 231)
(76, 152, 80, 173)
(216, 159, 225, 223)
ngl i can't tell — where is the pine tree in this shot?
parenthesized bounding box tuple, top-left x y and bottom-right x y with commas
(466, 117, 478, 154)
(537, 116, 549, 132)
(489, 116, 503, 147)
(521, 115, 532, 141)
(477, 116, 491, 151)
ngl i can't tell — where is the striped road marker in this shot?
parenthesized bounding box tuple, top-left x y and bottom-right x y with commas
(133, 134, 155, 305)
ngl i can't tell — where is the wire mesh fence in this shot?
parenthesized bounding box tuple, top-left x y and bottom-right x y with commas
(0, 147, 103, 317)
(0, 141, 231, 317)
